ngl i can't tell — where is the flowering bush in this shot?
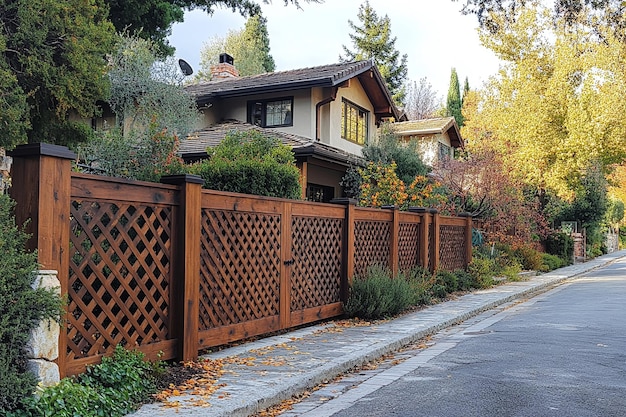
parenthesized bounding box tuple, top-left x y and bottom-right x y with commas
(358, 162, 448, 210)
(359, 162, 407, 207)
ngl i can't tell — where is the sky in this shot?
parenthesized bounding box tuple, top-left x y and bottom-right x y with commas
(167, 0, 502, 100)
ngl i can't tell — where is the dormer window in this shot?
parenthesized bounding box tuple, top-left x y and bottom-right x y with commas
(247, 97, 293, 127)
(341, 99, 368, 145)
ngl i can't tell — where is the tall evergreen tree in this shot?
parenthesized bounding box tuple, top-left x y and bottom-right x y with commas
(462, 76, 470, 105)
(446, 68, 463, 127)
(340, 1, 408, 106)
(196, 14, 275, 80)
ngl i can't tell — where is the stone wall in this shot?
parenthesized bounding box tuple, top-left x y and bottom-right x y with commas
(26, 270, 61, 387)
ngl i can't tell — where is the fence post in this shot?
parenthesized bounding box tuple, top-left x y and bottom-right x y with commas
(279, 202, 293, 329)
(460, 213, 473, 267)
(409, 207, 429, 271)
(382, 205, 399, 277)
(8, 143, 76, 378)
(331, 198, 357, 302)
(161, 174, 203, 362)
(431, 209, 440, 272)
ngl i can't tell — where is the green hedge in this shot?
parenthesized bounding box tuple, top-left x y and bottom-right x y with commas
(189, 130, 301, 199)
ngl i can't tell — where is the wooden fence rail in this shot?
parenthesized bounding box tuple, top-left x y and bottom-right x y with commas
(9, 144, 472, 377)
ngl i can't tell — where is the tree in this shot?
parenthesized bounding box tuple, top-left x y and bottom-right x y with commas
(196, 14, 275, 80)
(340, 1, 408, 106)
(0, 0, 116, 148)
(446, 68, 463, 127)
(105, 0, 317, 56)
(362, 123, 430, 186)
(453, 0, 626, 35)
(433, 149, 548, 244)
(77, 35, 198, 182)
(462, 76, 470, 106)
(403, 78, 441, 120)
(462, 4, 626, 200)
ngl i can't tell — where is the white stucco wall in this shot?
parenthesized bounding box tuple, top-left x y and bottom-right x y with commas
(198, 90, 315, 138)
(327, 79, 374, 157)
(406, 133, 453, 166)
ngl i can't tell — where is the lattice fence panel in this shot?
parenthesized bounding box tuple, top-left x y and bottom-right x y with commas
(427, 222, 434, 271)
(439, 225, 467, 271)
(199, 210, 281, 330)
(354, 221, 391, 277)
(398, 223, 421, 271)
(291, 216, 343, 311)
(68, 200, 172, 360)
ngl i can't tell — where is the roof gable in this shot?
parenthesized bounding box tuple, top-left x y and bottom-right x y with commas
(392, 117, 463, 148)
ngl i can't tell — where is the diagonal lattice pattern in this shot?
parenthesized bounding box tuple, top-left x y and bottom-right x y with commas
(354, 220, 391, 277)
(290, 216, 343, 311)
(439, 225, 467, 271)
(198, 209, 281, 330)
(398, 222, 421, 272)
(68, 200, 172, 360)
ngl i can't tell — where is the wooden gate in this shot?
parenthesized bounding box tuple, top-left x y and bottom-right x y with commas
(196, 194, 345, 348)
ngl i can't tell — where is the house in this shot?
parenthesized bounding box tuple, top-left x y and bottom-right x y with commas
(390, 117, 463, 166)
(181, 54, 404, 202)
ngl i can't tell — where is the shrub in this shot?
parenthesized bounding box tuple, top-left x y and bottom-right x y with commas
(540, 253, 565, 272)
(545, 231, 574, 265)
(433, 270, 459, 295)
(18, 346, 164, 417)
(344, 265, 414, 319)
(454, 269, 475, 291)
(467, 256, 495, 289)
(513, 245, 544, 271)
(404, 266, 434, 305)
(189, 130, 301, 199)
(0, 195, 62, 413)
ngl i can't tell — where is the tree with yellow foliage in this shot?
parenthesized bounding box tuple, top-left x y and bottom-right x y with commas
(462, 3, 626, 201)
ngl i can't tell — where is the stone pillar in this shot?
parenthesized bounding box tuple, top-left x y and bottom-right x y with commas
(26, 270, 61, 387)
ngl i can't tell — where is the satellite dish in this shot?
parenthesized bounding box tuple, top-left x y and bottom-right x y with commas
(178, 59, 193, 76)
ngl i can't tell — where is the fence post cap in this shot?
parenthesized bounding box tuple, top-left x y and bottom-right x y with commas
(381, 204, 398, 210)
(408, 206, 427, 213)
(8, 143, 76, 160)
(428, 208, 439, 214)
(160, 174, 204, 186)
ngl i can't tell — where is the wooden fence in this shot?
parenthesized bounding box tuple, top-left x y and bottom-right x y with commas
(9, 144, 472, 377)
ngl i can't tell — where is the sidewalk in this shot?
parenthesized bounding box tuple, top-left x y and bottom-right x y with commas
(130, 250, 626, 417)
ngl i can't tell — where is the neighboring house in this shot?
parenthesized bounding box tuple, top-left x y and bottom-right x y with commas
(390, 117, 463, 166)
(181, 54, 403, 202)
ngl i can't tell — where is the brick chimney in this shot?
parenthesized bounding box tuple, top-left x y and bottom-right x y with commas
(210, 53, 239, 80)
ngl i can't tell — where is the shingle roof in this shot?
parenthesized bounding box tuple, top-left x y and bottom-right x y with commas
(392, 117, 456, 135)
(185, 61, 375, 100)
(180, 120, 362, 166)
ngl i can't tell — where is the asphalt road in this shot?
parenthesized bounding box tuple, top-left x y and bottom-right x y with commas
(302, 259, 626, 417)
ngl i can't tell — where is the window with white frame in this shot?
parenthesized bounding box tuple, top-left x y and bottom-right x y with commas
(341, 99, 368, 145)
(247, 97, 293, 127)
